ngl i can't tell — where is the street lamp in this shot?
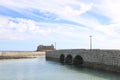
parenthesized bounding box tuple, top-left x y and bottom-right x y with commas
(90, 35, 92, 50)
(54, 42, 56, 49)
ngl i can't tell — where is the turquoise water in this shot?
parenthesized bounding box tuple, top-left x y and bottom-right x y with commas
(0, 56, 120, 80)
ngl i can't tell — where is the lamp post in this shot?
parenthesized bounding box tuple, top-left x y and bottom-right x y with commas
(54, 42, 56, 49)
(90, 35, 92, 50)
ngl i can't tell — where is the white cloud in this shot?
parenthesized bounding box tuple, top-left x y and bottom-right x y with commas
(0, 0, 94, 20)
(0, 16, 76, 40)
(1, 0, 120, 49)
(93, 0, 120, 23)
(57, 2, 93, 18)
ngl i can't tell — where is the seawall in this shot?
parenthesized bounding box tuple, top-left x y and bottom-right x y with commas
(0, 51, 45, 59)
(46, 49, 120, 72)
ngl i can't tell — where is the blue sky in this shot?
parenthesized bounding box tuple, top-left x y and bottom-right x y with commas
(0, 0, 120, 51)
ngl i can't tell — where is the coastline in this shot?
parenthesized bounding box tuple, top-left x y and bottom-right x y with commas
(0, 51, 45, 59)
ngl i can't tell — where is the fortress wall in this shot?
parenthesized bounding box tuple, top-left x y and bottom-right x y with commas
(0, 52, 45, 58)
(0, 52, 2, 56)
(46, 49, 120, 72)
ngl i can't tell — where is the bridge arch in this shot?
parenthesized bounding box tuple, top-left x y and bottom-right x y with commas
(65, 54, 72, 64)
(60, 54, 65, 63)
(73, 55, 83, 65)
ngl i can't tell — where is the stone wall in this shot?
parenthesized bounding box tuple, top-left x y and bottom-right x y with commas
(0, 51, 45, 59)
(46, 49, 120, 72)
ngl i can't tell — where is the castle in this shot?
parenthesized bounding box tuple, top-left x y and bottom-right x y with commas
(37, 44, 55, 51)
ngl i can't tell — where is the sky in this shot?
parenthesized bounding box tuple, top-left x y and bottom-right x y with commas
(0, 0, 120, 51)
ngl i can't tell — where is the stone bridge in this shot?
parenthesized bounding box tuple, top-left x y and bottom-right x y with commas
(46, 49, 120, 72)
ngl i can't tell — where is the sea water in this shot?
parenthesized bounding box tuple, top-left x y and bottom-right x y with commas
(0, 56, 120, 80)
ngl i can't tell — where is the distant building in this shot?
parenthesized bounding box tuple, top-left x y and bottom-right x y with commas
(37, 44, 55, 51)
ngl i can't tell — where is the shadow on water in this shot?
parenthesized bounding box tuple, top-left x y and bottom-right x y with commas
(62, 64, 120, 80)
(46, 59, 120, 80)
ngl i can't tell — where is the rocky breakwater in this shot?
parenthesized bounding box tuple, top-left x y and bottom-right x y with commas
(0, 51, 45, 59)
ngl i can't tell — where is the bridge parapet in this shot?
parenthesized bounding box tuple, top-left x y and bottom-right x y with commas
(46, 49, 120, 72)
